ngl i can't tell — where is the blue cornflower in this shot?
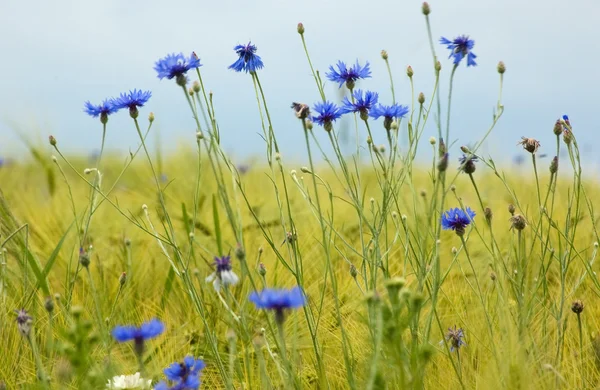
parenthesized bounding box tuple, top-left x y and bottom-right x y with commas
(154, 375, 200, 390)
(312, 101, 343, 131)
(441, 207, 476, 236)
(112, 318, 164, 356)
(164, 356, 205, 381)
(84, 99, 118, 123)
(249, 286, 306, 323)
(154, 52, 202, 85)
(228, 42, 264, 73)
(369, 103, 409, 130)
(440, 35, 477, 66)
(341, 89, 379, 120)
(112, 89, 152, 118)
(154, 356, 205, 390)
(326, 60, 371, 89)
(445, 326, 466, 352)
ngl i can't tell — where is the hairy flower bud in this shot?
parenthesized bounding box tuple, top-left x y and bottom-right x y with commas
(418, 92, 425, 104)
(422, 2, 431, 15)
(549, 156, 558, 174)
(510, 214, 527, 231)
(553, 119, 563, 136)
(297, 22, 305, 34)
(437, 153, 449, 172)
(484, 207, 493, 224)
(497, 61, 506, 74)
(381, 50, 388, 60)
(407, 66, 414, 78)
(571, 300, 584, 314)
(49, 135, 57, 146)
(508, 203, 516, 215)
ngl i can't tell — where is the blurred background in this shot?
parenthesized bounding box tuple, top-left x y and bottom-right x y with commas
(0, 0, 597, 167)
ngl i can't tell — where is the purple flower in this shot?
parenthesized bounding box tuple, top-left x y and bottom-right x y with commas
(206, 256, 239, 292)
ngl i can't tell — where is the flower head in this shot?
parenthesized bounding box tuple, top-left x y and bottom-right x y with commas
(458, 154, 478, 174)
(228, 42, 264, 73)
(155, 356, 204, 390)
(291, 102, 311, 120)
(154, 53, 202, 85)
(15, 309, 33, 337)
(249, 286, 306, 323)
(517, 137, 541, 154)
(84, 99, 118, 123)
(341, 89, 379, 120)
(369, 103, 409, 130)
(312, 101, 343, 131)
(112, 319, 164, 356)
(112, 89, 152, 118)
(326, 60, 371, 89)
(206, 255, 239, 292)
(440, 35, 477, 66)
(445, 326, 466, 352)
(441, 207, 476, 236)
(106, 372, 151, 389)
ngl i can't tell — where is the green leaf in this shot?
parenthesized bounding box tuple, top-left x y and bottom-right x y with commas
(160, 267, 176, 309)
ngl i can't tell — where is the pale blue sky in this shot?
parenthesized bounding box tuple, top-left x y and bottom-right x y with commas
(0, 0, 597, 165)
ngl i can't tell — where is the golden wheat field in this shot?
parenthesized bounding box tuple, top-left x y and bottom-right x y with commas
(1, 139, 600, 389)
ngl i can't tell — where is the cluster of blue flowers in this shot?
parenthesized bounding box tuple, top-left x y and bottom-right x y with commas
(84, 89, 152, 122)
(111, 285, 306, 388)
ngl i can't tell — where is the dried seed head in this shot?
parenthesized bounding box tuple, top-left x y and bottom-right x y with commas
(518, 137, 541, 154)
(381, 50, 388, 60)
(510, 214, 527, 231)
(349, 264, 358, 279)
(429, 136, 436, 145)
(571, 300, 584, 314)
(508, 203, 516, 216)
(291, 102, 311, 120)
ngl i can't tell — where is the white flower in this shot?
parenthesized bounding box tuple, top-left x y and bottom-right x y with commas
(206, 270, 239, 292)
(106, 373, 151, 389)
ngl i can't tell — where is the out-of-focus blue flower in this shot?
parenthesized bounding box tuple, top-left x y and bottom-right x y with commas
(237, 164, 250, 175)
(341, 90, 379, 118)
(155, 356, 204, 390)
(112, 89, 152, 110)
(154, 52, 202, 81)
(249, 287, 306, 322)
(312, 101, 343, 130)
(154, 376, 200, 390)
(164, 356, 205, 381)
(440, 35, 477, 66)
(112, 318, 164, 355)
(326, 60, 371, 89)
(228, 42, 264, 73)
(445, 325, 466, 352)
(441, 207, 476, 235)
(369, 103, 409, 121)
(84, 99, 118, 118)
